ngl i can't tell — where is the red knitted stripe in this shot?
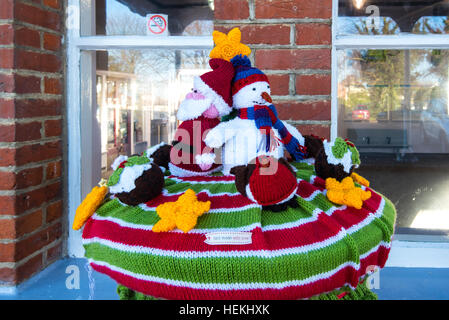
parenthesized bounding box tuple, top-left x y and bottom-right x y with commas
(89, 245, 390, 300)
(232, 74, 269, 95)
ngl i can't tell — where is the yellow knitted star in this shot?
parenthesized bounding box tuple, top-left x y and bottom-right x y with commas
(351, 172, 370, 187)
(325, 177, 371, 210)
(209, 27, 251, 61)
(152, 189, 211, 233)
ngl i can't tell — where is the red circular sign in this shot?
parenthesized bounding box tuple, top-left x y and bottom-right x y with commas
(147, 15, 167, 34)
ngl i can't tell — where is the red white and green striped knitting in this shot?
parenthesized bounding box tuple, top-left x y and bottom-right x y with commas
(82, 161, 396, 300)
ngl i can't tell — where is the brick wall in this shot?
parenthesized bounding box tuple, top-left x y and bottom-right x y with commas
(214, 0, 332, 139)
(0, 0, 64, 286)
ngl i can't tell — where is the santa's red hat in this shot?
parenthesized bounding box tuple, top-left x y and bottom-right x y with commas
(191, 58, 235, 117)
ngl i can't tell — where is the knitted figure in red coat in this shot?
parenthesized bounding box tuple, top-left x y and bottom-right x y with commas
(169, 58, 235, 177)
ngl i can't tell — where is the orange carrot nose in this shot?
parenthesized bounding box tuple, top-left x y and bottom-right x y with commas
(261, 92, 272, 103)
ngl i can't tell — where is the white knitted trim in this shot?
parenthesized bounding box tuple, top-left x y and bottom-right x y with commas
(194, 76, 232, 117)
(111, 155, 128, 171)
(195, 152, 216, 165)
(145, 142, 166, 159)
(246, 184, 298, 206)
(109, 163, 152, 194)
(168, 162, 222, 177)
(323, 140, 353, 173)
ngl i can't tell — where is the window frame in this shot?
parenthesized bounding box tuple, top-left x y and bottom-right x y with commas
(332, 0, 449, 244)
(66, 0, 213, 257)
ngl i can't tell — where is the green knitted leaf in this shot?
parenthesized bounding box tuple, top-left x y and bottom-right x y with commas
(107, 168, 123, 187)
(124, 156, 150, 167)
(221, 109, 238, 122)
(349, 144, 361, 165)
(331, 137, 348, 159)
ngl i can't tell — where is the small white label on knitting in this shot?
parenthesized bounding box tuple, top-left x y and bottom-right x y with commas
(204, 232, 252, 245)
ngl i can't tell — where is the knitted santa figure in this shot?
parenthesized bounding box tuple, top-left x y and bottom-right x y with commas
(204, 55, 307, 175)
(168, 58, 235, 177)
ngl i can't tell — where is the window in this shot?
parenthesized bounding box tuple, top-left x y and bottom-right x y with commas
(67, 0, 213, 256)
(336, 0, 449, 236)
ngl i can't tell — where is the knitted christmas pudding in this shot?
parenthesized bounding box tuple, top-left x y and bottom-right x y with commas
(75, 28, 396, 300)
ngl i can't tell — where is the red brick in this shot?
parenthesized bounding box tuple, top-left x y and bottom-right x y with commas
(275, 100, 331, 121)
(43, 33, 61, 52)
(0, 48, 13, 68)
(0, 0, 13, 19)
(16, 141, 62, 166)
(0, 267, 15, 284)
(296, 23, 331, 45)
(0, 171, 15, 189)
(0, 25, 14, 45)
(46, 242, 62, 262)
(0, 195, 15, 215)
(214, 0, 249, 20)
(16, 122, 42, 142)
(15, 98, 61, 118)
(296, 74, 331, 95)
(46, 160, 61, 180)
(15, 75, 41, 94)
(16, 166, 44, 189)
(46, 200, 62, 223)
(44, 119, 62, 137)
(15, 2, 61, 32)
(295, 124, 330, 140)
(0, 217, 15, 239)
(266, 74, 290, 95)
(0, 148, 16, 166)
(16, 209, 43, 237)
(0, 242, 15, 262)
(15, 27, 41, 48)
(255, 0, 332, 19)
(215, 25, 291, 45)
(0, 210, 42, 239)
(0, 99, 15, 118)
(44, 77, 62, 94)
(16, 49, 61, 73)
(15, 223, 62, 260)
(43, 0, 60, 9)
(256, 49, 331, 70)
(0, 73, 14, 93)
(0, 122, 41, 143)
(15, 253, 43, 283)
(15, 181, 62, 214)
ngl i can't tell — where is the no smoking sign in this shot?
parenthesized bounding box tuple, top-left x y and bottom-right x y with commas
(146, 14, 168, 36)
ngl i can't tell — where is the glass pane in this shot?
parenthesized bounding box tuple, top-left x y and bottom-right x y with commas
(338, 0, 449, 35)
(96, 49, 211, 179)
(338, 49, 449, 231)
(94, 0, 214, 36)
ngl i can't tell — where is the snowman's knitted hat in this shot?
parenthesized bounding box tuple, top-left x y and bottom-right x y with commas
(231, 55, 269, 96)
(192, 58, 235, 117)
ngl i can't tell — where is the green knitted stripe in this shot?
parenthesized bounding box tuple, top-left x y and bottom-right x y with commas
(290, 161, 314, 172)
(84, 237, 367, 284)
(164, 180, 239, 194)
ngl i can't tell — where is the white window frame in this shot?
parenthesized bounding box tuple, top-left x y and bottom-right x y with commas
(66, 0, 213, 257)
(332, 1, 449, 266)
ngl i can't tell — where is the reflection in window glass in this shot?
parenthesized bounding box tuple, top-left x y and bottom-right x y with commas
(338, 0, 449, 35)
(96, 49, 211, 179)
(338, 49, 449, 231)
(93, 0, 214, 36)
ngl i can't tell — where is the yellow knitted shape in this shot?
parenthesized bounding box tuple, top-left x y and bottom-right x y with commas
(209, 28, 251, 61)
(351, 172, 370, 187)
(326, 177, 371, 210)
(153, 189, 211, 233)
(73, 185, 108, 230)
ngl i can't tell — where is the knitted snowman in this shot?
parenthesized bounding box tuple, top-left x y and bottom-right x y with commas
(168, 58, 235, 177)
(204, 55, 307, 175)
(107, 155, 164, 206)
